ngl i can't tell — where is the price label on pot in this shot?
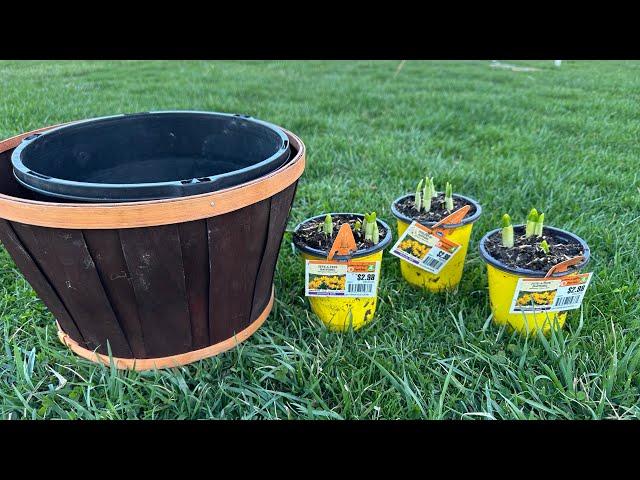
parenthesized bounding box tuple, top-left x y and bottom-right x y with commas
(509, 272, 593, 314)
(389, 220, 461, 274)
(305, 260, 380, 298)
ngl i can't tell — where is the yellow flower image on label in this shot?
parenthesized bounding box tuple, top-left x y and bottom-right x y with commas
(399, 239, 429, 258)
(308, 275, 347, 291)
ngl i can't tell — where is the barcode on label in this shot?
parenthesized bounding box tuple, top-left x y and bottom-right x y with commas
(422, 256, 444, 271)
(555, 295, 581, 307)
(347, 283, 374, 294)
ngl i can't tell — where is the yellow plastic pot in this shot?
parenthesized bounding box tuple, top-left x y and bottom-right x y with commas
(479, 225, 591, 335)
(390, 193, 482, 292)
(292, 213, 392, 332)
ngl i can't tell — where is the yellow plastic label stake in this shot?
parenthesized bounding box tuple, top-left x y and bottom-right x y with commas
(509, 256, 592, 314)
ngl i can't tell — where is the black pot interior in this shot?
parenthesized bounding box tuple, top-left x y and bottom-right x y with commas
(11, 112, 290, 201)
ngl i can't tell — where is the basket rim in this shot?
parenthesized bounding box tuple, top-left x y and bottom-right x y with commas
(0, 122, 305, 229)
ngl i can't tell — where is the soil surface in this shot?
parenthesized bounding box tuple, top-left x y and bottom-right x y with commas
(293, 214, 387, 253)
(484, 229, 585, 273)
(394, 193, 476, 224)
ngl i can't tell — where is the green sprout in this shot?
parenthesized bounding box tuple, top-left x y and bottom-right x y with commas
(422, 176, 432, 212)
(539, 239, 550, 254)
(322, 214, 333, 237)
(501, 213, 514, 248)
(444, 182, 454, 211)
(534, 212, 544, 237)
(413, 176, 454, 212)
(414, 179, 423, 211)
(363, 212, 379, 244)
(353, 220, 362, 232)
(525, 208, 539, 238)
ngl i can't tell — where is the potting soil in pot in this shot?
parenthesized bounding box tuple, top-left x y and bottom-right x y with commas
(393, 193, 477, 224)
(483, 228, 585, 273)
(293, 214, 388, 253)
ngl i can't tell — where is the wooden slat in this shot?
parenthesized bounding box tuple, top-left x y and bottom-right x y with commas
(119, 225, 192, 357)
(178, 220, 210, 349)
(0, 219, 83, 341)
(250, 182, 298, 321)
(83, 229, 147, 358)
(207, 199, 271, 341)
(10, 223, 132, 356)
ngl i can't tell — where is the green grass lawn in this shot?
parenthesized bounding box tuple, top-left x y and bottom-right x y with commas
(1, 60, 639, 419)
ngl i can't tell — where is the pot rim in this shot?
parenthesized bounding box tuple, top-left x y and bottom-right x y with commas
(390, 192, 482, 229)
(292, 212, 393, 260)
(10, 111, 291, 202)
(478, 224, 591, 278)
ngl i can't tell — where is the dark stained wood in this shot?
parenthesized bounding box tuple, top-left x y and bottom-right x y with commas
(83, 229, 147, 358)
(207, 199, 271, 341)
(0, 219, 84, 341)
(250, 182, 298, 321)
(178, 220, 210, 349)
(10, 223, 133, 356)
(3, 189, 296, 359)
(119, 225, 193, 357)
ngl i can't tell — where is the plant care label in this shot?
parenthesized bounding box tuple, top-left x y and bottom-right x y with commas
(509, 272, 593, 314)
(389, 221, 461, 274)
(305, 260, 380, 298)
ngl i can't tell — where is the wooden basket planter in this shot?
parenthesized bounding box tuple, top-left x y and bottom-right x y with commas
(0, 123, 305, 370)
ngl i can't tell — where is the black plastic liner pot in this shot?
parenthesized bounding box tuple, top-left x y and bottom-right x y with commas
(0, 121, 305, 370)
(11, 111, 291, 202)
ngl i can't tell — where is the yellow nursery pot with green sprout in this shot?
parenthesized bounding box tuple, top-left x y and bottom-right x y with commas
(292, 213, 392, 332)
(390, 184, 482, 292)
(478, 217, 591, 335)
